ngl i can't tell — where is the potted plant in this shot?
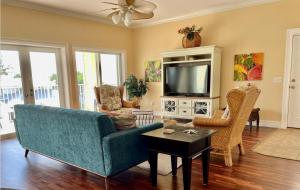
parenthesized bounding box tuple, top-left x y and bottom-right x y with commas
(178, 25, 203, 48)
(123, 75, 148, 104)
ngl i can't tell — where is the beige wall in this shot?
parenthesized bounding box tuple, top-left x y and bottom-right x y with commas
(2, 0, 300, 122)
(1, 4, 133, 108)
(132, 0, 300, 122)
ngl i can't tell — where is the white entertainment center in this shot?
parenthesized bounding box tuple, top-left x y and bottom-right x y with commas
(160, 45, 222, 119)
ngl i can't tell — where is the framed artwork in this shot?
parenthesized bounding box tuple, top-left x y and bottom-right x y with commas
(145, 60, 161, 82)
(234, 53, 264, 81)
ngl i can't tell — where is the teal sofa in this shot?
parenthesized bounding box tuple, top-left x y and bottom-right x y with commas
(14, 105, 162, 185)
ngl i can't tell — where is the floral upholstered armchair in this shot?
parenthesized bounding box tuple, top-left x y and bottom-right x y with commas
(94, 85, 139, 115)
(192, 85, 261, 166)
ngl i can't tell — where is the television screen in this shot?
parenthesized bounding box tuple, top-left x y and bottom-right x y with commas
(165, 64, 210, 96)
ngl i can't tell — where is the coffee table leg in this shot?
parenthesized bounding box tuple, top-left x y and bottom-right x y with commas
(171, 155, 177, 176)
(202, 149, 211, 185)
(182, 157, 192, 190)
(148, 150, 158, 186)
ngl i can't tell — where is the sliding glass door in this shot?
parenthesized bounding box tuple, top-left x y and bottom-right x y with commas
(29, 48, 62, 107)
(75, 52, 99, 111)
(0, 48, 24, 135)
(0, 45, 64, 135)
(75, 51, 123, 110)
(100, 53, 122, 86)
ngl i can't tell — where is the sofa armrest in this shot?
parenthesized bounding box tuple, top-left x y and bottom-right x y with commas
(102, 122, 163, 176)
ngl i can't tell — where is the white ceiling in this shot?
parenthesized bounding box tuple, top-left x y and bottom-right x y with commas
(4, 0, 278, 27)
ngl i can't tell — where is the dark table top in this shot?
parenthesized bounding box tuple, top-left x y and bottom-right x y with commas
(142, 125, 215, 143)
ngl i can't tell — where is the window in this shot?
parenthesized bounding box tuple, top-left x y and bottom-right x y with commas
(100, 53, 121, 86)
(75, 50, 123, 110)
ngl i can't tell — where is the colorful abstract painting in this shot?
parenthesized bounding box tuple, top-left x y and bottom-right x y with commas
(234, 53, 264, 81)
(145, 60, 161, 82)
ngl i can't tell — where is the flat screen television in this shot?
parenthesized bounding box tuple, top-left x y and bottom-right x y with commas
(164, 63, 210, 97)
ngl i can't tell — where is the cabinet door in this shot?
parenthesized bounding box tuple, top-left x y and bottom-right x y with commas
(192, 100, 211, 117)
(162, 98, 178, 115)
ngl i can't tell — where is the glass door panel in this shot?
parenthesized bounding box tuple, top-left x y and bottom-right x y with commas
(75, 51, 99, 110)
(0, 50, 23, 135)
(29, 51, 60, 107)
(100, 54, 120, 86)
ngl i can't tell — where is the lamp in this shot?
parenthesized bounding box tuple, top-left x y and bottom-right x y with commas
(111, 10, 133, 27)
(104, 0, 156, 27)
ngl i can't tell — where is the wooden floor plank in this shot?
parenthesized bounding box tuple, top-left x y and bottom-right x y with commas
(1, 127, 300, 190)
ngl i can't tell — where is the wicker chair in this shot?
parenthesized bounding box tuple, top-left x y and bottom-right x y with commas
(94, 85, 139, 113)
(193, 86, 261, 166)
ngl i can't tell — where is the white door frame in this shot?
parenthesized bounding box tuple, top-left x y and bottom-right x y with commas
(1, 39, 71, 108)
(281, 28, 300, 129)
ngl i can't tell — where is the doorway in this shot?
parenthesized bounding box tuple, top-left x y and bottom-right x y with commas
(282, 29, 300, 128)
(0, 44, 66, 135)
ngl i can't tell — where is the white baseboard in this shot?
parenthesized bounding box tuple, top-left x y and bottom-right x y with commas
(258, 120, 281, 128)
(154, 111, 281, 128)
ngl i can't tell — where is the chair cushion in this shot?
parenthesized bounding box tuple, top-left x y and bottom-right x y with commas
(99, 85, 122, 111)
(221, 105, 230, 119)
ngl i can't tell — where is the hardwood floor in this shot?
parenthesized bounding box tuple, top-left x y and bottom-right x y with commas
(1, 127, 300, 190)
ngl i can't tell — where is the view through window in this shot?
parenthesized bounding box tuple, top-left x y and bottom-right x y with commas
(75, 51, 122, 110)
(0, 47, 63, 135)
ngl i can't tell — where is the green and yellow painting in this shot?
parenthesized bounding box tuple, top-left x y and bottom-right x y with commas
(145, 60, 161, 82)
(234, 53, 264, 81)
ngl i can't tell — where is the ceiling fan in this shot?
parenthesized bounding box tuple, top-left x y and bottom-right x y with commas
(102, 0, 157, 27)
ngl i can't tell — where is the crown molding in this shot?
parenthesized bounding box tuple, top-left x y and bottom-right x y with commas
(2, 0, 280, 29)
(1, 0, 122, 27)
(132, 0, 280, 28)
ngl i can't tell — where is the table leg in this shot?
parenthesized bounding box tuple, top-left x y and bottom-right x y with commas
(202, 148, 211, 185)
(257, 114, 260, 131)
(171, 155, 177, 176)
(148, 151, 158, 187)
(182, 157, 192, 190)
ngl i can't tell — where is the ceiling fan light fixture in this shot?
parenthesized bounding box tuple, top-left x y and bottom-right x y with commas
(124, 18, 132, 27)
(104, 0, 156, 27)
(112, 12, 121, 24)
(125, 11, 132, 21)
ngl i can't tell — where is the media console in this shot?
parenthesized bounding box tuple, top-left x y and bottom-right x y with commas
(161, 46, 222, 119)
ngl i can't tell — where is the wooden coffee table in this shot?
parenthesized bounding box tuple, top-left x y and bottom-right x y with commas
(142, 125, 215, 190)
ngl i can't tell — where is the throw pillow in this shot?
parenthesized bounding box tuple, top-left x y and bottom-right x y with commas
(99, 85, 122, 111)
(221, 105, 230, 119)
(110, 114, 137, 130)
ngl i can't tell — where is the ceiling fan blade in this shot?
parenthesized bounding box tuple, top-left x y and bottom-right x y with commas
(102, 2, 120, 6)
(99, 8, 119, 12)
(107, 10, 120, 18)
(131, 10, 154, 20)
(132, 0, 156, 13)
